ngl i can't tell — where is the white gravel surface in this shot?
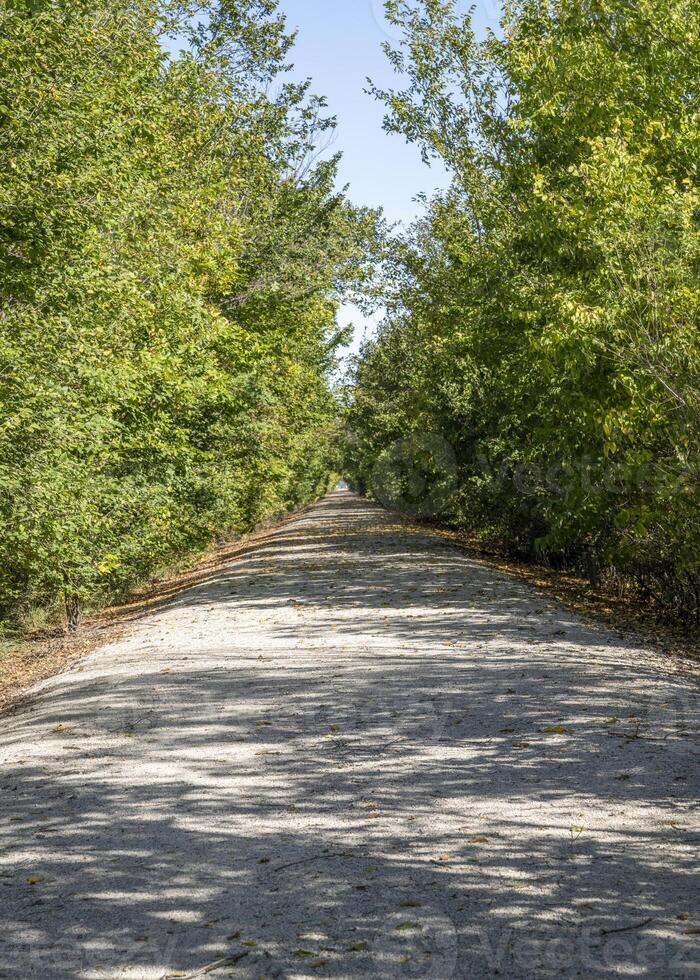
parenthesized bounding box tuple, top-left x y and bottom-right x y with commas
(1, 490, 698, 979)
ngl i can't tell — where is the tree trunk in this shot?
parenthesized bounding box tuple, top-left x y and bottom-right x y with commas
(65, 593, 81, 632)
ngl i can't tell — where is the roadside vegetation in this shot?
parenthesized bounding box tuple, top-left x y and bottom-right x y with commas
(0, 0, 377, 633)
(345, 0, 700, 627)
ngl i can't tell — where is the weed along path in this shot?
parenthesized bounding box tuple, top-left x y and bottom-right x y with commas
(1, 489, 698, 979)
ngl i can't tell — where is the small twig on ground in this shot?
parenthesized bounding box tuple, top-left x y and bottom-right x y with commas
(605, 730, 663, 741)
(164, 951, 249, 979)
(273, 850, 352, 873)
(361, 738, 405, 754)
(600, 917, 653, 936)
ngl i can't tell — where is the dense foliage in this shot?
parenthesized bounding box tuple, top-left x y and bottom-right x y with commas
(345, 0, 700, 621)
(0, 0, 376, 629)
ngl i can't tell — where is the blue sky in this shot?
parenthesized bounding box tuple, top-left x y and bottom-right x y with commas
(280, 0, 447, 354)
(278, 0, 448, 361)
(275, 1, 502, 361)
(280, 0, 446, 228)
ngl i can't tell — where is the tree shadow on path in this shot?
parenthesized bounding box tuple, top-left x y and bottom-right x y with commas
(0, 492, 698, 978)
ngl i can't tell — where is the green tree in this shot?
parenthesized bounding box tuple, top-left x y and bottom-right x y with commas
(0, 0, 377, 630)
(346, 0, 700, 620)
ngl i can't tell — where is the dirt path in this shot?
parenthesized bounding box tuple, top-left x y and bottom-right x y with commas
(1, 490, 698, 979)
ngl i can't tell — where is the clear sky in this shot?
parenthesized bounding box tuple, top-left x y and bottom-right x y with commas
(278, 0, 445, 361)
(275, 1, 501, 362)
(279, 0, 446, 227)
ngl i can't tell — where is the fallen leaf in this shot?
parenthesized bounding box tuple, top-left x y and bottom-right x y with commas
(677, 914, 690, 922)
(293, 949, 315, 958)
(27, 875, 43, 885)
(544, 725, 568, 734)
(395, 921, 421, 931)
(350, 942, 368, 952)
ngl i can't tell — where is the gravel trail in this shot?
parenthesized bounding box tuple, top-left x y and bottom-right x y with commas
(1, 490, 698, 979)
